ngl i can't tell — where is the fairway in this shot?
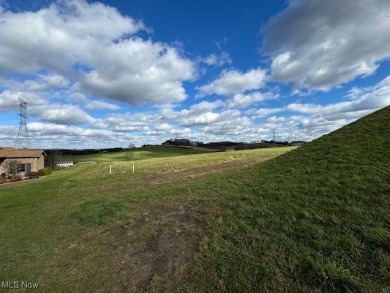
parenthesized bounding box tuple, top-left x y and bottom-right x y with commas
(0, 147, 293, 292)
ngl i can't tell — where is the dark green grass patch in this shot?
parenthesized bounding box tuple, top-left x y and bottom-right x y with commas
(71, 198, 124, 226)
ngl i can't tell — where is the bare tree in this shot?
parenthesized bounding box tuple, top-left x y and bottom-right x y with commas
(125, 152, 135, 161)
(1, 159, 19, 176)
(45, 150, 62, 169)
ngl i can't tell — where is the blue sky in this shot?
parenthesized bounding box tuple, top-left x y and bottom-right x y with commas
(0, 0, 389, 148)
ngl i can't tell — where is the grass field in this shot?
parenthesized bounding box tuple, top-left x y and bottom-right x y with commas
(0, 146, 293, 292)
(1, 106, 389, 292)
(61, 145, 216, 163)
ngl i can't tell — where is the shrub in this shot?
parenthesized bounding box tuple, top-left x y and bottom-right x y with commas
(0, 178, 5, 184)
(38, 167, 52, 176)
(27, 172, 40, 179)
(11, 175, 23, 182)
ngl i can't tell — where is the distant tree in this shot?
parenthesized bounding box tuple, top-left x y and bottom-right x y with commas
(217, 146, 227, 152)
(128, 143, 136, 149)
(162, 138, 192, 146)
(2, 159, 19, 176)
(45, 150, 62, 168)
(125, 152, 135, 161)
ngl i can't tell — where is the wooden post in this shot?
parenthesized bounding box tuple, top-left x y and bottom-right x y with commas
(132, 162, 135, 173)
(110, 164, 112, 174)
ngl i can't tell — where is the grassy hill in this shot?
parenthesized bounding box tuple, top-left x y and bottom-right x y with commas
(0, 106, 388, 292)
(181, 106, 390, 292)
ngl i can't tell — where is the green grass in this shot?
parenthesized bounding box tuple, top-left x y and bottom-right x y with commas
(0, 106, 389, 292)
(61, 145, 216, 163)
(0, 147, 291, 292)
(180, 106, 390, 292)
(71, 198, 125, 226)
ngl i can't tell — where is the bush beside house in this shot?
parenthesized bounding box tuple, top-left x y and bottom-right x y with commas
(38, 168, 52, 176)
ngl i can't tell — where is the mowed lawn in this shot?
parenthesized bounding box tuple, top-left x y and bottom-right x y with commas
(0, 147, 293, 292)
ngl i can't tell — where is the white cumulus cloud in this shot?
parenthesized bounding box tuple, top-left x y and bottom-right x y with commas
(262, 0, 390, 92)
(198, 52, 232, 67)
(38, 104, 95, 125)
(85, 100, 120, 111)
(0, 0, 195, 105)
(198, 68, 267, 96)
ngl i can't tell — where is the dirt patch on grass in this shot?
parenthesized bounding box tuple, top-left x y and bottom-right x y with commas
(146, 157, 271, 185)
(117, 200, 211, 292)
(55, 200, 216, 292)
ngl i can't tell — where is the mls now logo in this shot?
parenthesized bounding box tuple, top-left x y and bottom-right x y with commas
(2, 280, 39, 289)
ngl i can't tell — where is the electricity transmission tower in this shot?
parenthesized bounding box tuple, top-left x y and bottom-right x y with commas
(15, 97, 31, 149)
(272, 130, 278, 142)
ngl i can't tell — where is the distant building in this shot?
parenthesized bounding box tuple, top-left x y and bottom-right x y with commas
(56, 161, 74, 168)
(290, 141, 307, 146)
(0, 147, 46, 176)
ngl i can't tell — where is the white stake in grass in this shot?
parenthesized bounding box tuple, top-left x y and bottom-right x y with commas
(133, 162, 135, 173)
(109, 164, 112, 174)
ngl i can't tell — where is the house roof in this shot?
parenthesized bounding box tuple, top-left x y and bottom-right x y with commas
(0, 148, 46, 158)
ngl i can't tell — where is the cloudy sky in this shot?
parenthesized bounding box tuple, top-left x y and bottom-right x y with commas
(0, 0, 389, 148)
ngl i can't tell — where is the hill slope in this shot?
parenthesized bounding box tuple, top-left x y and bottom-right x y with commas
(182, 106, 390, 292)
